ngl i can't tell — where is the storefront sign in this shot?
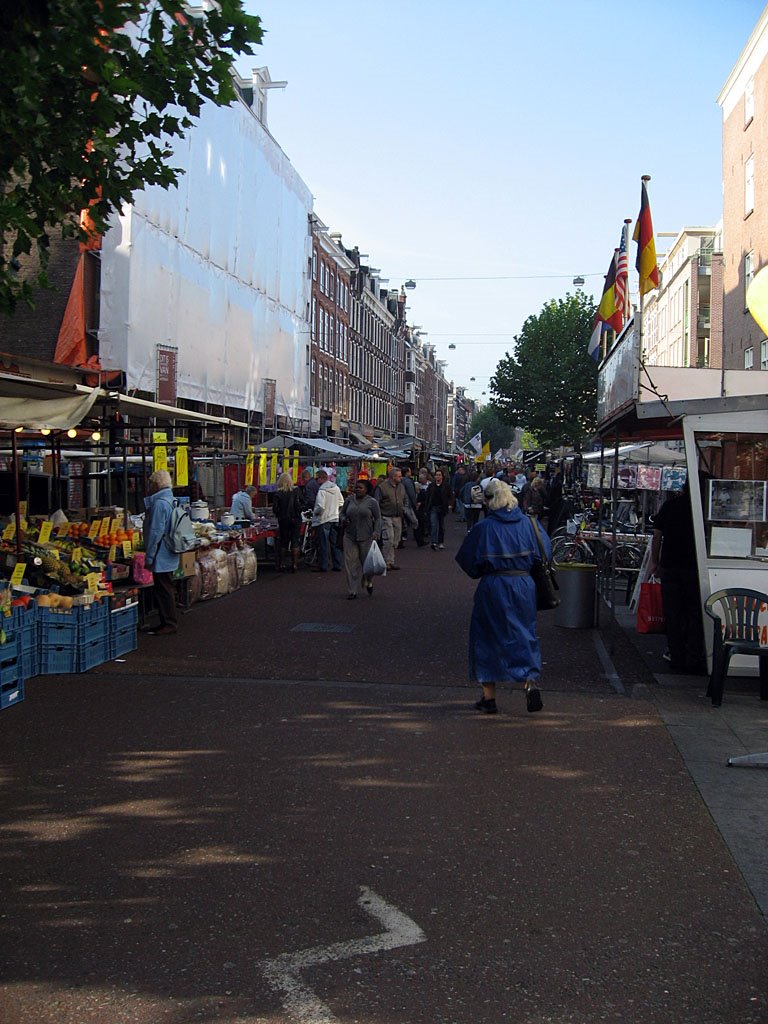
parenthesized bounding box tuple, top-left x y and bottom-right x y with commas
(263, 379, 276, 429)
(156, 345, 178, 405)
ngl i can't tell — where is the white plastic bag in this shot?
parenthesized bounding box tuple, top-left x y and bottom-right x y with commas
(363, 539, 387, 577)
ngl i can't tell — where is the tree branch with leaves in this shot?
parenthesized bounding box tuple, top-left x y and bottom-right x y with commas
(0, 0, 263, 313)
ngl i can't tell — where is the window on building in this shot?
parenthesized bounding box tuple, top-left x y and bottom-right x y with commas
(312, 251, 317, 280)
(745, 153, 755, 216)
(745, 346, 754, 369)
(761, 339, 768, 370)
(746, 76, 755, 125)
(746, 250, 755, 306)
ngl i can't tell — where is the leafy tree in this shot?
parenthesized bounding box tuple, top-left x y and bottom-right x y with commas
(490, 292, 597, 449)
(467, 404, 516, 455)
(0, 0, 263, 313)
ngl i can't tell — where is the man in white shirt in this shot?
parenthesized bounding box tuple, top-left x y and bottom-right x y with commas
(311, 470, 344, 572)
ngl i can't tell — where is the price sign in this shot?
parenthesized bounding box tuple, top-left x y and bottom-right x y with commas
(38, 522, 52, 544)
(108, 544, 117, 563)
(10, 563, 26, 586)
(71, 547, 82, 564)
(86, 572, 102, 593)
(47, 547, 60, 561)
(18, 502, 27, 518)
(110, 518, 121, 534)
(56, 523, 70, 538)
(2, 521, 15, 541)
(99, 519, 110, 538)
(88, 520, 101, 540)
(122, 541, 132, 559)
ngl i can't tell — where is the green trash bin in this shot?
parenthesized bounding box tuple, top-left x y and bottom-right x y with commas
(553, 562, 597, 629)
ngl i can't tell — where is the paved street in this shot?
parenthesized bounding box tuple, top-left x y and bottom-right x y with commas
(2, 518, 767, 1024)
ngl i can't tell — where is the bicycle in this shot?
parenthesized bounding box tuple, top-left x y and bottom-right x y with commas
(300, 511, 319, 567)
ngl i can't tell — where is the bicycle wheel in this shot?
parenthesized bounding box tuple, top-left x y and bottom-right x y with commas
(555, 541, 592, 564)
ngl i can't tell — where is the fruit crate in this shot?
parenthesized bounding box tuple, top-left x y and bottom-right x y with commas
(109, 588, 138, 611)
(0, 677, 24, 710)
(78, 601, 109, 644)
(38, 644, 78, 675)
(20, 646, 39, 680)
(109, 624, 138, 660)
(0, 644, 21, 687)
(78, 636, 109, 672)
(109, 603, 139, 633)
(37, 609, 79, 646)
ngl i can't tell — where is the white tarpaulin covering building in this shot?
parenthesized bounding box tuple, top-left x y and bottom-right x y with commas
(98, 89, 313, 423)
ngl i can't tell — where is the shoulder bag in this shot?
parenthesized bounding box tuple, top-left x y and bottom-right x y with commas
(530, 516, 560, 611)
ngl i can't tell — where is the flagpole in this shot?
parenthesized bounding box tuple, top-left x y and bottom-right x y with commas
(636, 176, 651, 377)
(622, 218, 632, 323)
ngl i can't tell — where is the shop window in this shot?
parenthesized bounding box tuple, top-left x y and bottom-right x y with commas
(695, 430, 768, 559)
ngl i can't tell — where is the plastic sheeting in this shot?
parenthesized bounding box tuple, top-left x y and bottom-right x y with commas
(99, 93, 313, 422)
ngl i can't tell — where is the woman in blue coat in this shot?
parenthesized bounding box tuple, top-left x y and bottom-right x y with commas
(455, 477, 550, 714)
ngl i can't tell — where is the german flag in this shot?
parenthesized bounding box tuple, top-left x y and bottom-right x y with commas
(587, 250, 623, 362)
(632, 178, 659, 295)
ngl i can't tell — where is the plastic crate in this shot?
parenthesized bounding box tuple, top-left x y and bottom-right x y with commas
(0, 677, 24, 709)
(110, 624, 138, 660)
(20, 647, 39, 680)
(38, 609, 79, 645)
(109, 588, 138, 611)
(0, 654, 20, 686)
(39, 644, 78, 675)
(78, 637, 109, 672)
(79, 611, 109, 644)
(110, 603, 139, 633)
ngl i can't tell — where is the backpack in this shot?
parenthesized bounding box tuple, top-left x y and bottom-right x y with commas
(164, 499, 197, 554)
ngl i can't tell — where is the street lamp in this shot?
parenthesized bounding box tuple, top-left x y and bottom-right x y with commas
(404, 279, 416, 290)
(573, 275, 585, 288)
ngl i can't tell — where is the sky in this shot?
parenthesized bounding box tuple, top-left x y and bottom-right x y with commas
(239, 0, 765, 401)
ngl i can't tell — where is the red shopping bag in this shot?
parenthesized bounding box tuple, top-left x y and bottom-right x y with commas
(636, 578, 665, 634)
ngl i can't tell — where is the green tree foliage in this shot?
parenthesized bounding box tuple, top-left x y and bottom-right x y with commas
(0, 0, 263, 313)
(490, 292, 597, 449)
(467, 405, 515, 455)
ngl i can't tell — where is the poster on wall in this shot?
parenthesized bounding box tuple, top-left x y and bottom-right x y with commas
(708, 479, 767, 522)
(636, 465, 662, 491)
(617, 465, 638, 490)
(587, 463, 612, 489)
(661, 466, 687, 492)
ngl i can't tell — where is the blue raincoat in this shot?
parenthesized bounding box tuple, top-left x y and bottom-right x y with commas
(455, 507, 551, 683)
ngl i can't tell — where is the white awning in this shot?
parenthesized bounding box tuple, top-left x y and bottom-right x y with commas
(0, 374, 100, 429)
(102, 392, 248, 428)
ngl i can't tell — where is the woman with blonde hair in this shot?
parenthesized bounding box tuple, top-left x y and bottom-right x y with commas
(455, 477, 550, 714)
(272, 472, 302, 572)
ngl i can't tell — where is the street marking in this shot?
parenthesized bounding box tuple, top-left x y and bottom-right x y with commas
(261, 886, 426, 1023)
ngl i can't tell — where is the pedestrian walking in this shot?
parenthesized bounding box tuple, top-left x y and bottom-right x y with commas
(142, 469, 180, 636)
(311, 470, 344, 573)
(423, 467, 452, 550)
(340, 479, 382, 599)
(272, 472, 303, 572)
(455, 477, 549, 714)
(376, 466, 407, 570)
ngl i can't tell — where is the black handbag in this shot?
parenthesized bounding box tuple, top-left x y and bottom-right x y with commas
(530, 517, 560, 610)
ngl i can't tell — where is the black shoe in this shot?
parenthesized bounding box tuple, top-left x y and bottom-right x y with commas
(474, 697, 498, 714)
(366, 581, 373, 596)
(347, 593, 357, 600)
(431, 544, 437, 551)
(332, 567, 342, 572)
(525, 683, 543, 713)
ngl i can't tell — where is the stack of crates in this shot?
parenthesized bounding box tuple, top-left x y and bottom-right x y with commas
(0, 625, 23, 709)
(11, 602, 38, 681)
(109, 590, 139, 659)
(38, 601, 110, 674)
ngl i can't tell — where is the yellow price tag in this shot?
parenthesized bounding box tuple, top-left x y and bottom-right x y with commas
(56, 522, 70, 538)
(38, 522, 52, 544)
(18, 502, 27, 518)
(108, 544, 117, 563)
(88, 520, 101, 540)
(99, 519, 110, 538)
(2, 521, 15, 541)
(86, 572, 102, 593)
(122, 541, 132, 559)
(47, 547, 60, 561)
(71, 547, 82, 564)
(19, 518, 27, 533)
(10, 563, 26, 586)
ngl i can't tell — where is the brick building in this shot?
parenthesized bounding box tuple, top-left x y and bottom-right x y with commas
(642, 228, 724, 369)
(718, 6, 768, 369)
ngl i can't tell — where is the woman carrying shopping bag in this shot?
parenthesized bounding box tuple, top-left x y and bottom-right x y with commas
(340, 479, 382, 599)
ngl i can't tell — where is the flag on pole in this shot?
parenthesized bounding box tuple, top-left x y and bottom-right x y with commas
(614, 221, 631, 324)
(632, 177, 659, 295)
(467, 430, 483, 454)
(587, 248, 623, 362)
(480, 441, 491, 461)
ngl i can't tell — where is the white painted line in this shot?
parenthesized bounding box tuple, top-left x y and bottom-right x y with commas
(261, 886, 426, 1024)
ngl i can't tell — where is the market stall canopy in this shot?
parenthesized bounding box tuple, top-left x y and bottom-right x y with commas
(0, 373, 99, 429)
(264, 434, 366, 459)
(581, 442, 685, 464)
(101, 392, 248, 428)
